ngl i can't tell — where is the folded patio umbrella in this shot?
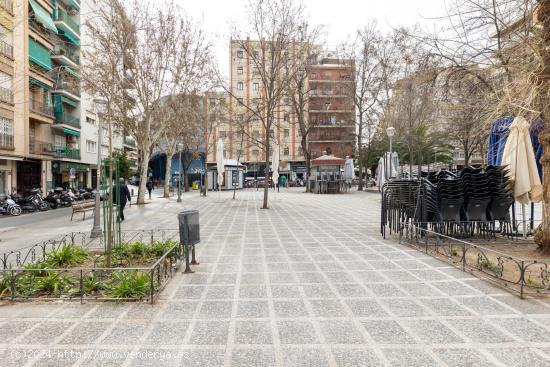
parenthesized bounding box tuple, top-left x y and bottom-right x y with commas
(502, 116, 542, 204)
(216, 139, 225, 189)
(272, 139, 279, 186)
(344, 157, 354, 183)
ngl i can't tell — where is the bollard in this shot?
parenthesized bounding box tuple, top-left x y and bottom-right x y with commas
(131, 188, 134, 197)
(178, 209, 200, 273)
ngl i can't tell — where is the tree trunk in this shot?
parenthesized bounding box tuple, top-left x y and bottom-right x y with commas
(184, 173, 189, 192)
(163, 152, 173, 198)
(301, 136, 310, 192)
(137, 149, 150, 205)
(534, 0, 550, 254)
(262, 140, 270, 209)
(357, 121, 364, 191)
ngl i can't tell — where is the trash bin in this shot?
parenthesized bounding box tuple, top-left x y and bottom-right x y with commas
(192, 181, 199, 190)
(178, 209, 200, 272)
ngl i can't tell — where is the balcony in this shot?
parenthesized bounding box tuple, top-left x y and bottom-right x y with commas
(0, 133, 14, 150)
(54, 147, 80, 160)
(0, 0, 13, 14)
(0, 40, 13, 59)
(29, 139, 54, 156)
(309, 106, 354, 113)
(53, 7, 80, 40)
(54, 111, 80, 128)
(30, 97, 54, 117)
(51, 45, 79, 68)
(0, 86, 13, 104)
(51, 73, 80, 101)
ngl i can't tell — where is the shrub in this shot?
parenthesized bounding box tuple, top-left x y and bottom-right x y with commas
(110, 271, 150, 298)
(83, 273, 110, 294)
(129, 241, 150, 258)
(150, 240, 178, 257)
(0, 271, 11, 297)
(33, 271, 75, 296)
(44, 245, 89, 268)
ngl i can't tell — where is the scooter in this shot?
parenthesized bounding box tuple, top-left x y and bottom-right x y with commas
(12, 189, 49, 212)
(0, 194, 21, 216)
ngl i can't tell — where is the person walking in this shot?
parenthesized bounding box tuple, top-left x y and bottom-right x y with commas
(113, 178, 131, 222)
(146, 179, 154, 199)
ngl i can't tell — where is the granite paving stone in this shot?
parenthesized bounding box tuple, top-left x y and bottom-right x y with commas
(3, 189, 550, 366)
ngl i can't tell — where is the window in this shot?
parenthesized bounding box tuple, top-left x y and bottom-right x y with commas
(219, 131, 227, 138)
(283, 147, 289, 155)
(237, 67, 243, 75)
(252, 149, 259, 156)
(0, 117, 13, 147)
(86, 116, 96, 125)
(86, 140, 97, 153)
(298, 146, 303, 155)
(283, 113, 289, 122)
(237, 82, 244, 91)
(237, 50, 244, 59)
(283, 129, 289, 137)
(310, 73, 316, 79)
(238, 114, 244, 122)
(252, 83, 259, 91)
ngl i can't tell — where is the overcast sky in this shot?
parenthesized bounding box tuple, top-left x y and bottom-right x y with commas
(178, 0, 448, 77)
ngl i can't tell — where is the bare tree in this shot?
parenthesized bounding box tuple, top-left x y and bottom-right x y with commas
(285, 25, 321, 192)
(226, 0, 305, 209)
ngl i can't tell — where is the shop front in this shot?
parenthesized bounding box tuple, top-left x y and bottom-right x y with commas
(52, 161, 89, 189)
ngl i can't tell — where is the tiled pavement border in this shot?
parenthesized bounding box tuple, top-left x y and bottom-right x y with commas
(2, 189, 550, 366)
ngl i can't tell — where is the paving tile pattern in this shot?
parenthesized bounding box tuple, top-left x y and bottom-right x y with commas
(2, 189, 550, 366)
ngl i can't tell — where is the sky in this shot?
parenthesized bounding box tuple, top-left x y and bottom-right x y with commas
(177, 0, 448, 77)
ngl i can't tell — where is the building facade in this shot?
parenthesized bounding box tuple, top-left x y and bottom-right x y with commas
(307, 55, 355, 159)
(0, 0, 137, 196)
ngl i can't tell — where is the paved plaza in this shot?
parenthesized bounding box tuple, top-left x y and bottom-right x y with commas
(2, 189, 550, 366)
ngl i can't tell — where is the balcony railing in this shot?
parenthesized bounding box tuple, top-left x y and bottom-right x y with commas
(55, 111, 81, 128)
(52, 46, 80, 64)
(54, 147, 80, 159)
(29, 140, 54, 156)
(0, 86, 13, 104)
(0, 0, 13, 13)
(52, 76, 81, 97)
(54, 8, 80, 35)
(0, 40, 13, 59)
(0, 133, 14, 149)
(30, 97, 54, 117)
(123, 137, 136, 147)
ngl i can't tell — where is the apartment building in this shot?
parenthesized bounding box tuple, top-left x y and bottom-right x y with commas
(0, 0, 15, 195)
(307, 55, 355, 159)
(209, 39, 305, 178)
(0, 0, 137, 196)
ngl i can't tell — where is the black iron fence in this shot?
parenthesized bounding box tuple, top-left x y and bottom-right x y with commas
(0, 229, 183, 304)
(400, 222, 549, 298)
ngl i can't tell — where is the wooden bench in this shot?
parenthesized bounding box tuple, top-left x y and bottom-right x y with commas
(71, 200, 96, 221)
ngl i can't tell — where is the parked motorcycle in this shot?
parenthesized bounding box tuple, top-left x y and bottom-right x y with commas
(0, 194, 22, 216)
(12, 189, 49, 212)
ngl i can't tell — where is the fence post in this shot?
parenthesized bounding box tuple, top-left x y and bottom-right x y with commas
(520, 260, 525, 299)
(11, 270, 15, 301)
(80, 270, 83, 304)
(150, 269, 155, 305)
(462, 242, 466, 272)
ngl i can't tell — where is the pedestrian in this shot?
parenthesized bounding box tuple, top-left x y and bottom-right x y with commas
(146, 179, 153, 199)
(113, 178, 131, 222)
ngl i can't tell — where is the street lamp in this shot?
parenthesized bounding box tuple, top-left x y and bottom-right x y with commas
(90, 97, 107, 238)
(386, 126, 395, 179)
(177, 143, 183, 203)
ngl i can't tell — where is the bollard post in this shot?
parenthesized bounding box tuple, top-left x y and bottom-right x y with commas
(178, 209, 200, 274)
(191, 245, 199, 265)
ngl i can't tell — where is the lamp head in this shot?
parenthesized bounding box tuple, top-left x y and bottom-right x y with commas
(386, 126, 395, 137)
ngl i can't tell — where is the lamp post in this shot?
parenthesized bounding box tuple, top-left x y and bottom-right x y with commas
(177, 143, 183, 203)
(386, 126, 395, 179)
(90, 97, 107, 238)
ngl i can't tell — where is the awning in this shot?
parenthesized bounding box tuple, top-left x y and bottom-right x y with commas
(63, 128, 80, 136)
(58, 29, 80, 46)
(0, 155, 24, 161)
(67, 0, 80, 11)
(60, 95, 78, 108)
(28, 38, 52, 71)
(29, 0, 58, 33)
(62, 66, 81, 78)
(30, 77, 51, 90)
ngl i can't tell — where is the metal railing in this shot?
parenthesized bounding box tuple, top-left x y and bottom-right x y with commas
(0, 40, 13, 59)
(55, 111, 81, 128)
(54, 148, 80, 159)
(29, 139, 54, 156)
(54, 7, 80, 34)
(0, 86, 13, 104)
(0, 133, 14, 149)
(29, 97, 54, 116)
(400, 221, 550, 298)
(0, 0, 13, 13)
(0, 230, 183, 304)
(52, 46, 80, 64)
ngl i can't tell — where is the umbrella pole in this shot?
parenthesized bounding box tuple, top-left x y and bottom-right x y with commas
(522, 204, 527, 239)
